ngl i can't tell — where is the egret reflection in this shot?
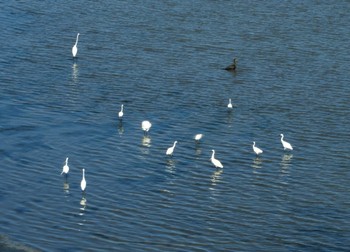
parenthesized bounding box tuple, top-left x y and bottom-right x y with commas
(211, 169, 223, 186)
(251, 157, 263, 170)
(195, 146, 202, 156)
(79, 196, 87, 219)
(141, 136, 151, 155)
(63, 182, 70, 194)
(72, 63, 79, 81)
(117, 121, 124, 135)
(226, 109, 233, 127)
(142, 136, 151, 147)
(281, 154, 293, 173)
(165, 159, 176, 174)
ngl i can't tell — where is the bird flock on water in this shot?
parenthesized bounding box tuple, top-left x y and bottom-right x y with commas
(62, 34, 294, 193)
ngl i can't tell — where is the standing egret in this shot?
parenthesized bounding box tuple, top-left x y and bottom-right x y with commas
(194, 134, 203, 141)
(166, 141, 177, 156)
(142, 120, 152, 134)
(280, 134, 293, 151)
(72, 33, 80, 58)
(118, 104, 124, 119)
(210, 150, 223, 168)
(224, 58, 237, 71)
(252, 141, 263, 155)
(61, 157, 69, 176)
(80, 169, 86, 192)
(227, 98, 233, 109)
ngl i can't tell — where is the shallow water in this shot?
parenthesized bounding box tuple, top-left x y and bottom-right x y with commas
(1, 1, 350, 251)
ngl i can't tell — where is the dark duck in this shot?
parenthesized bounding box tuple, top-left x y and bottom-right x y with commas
(224, 58, 237, 71)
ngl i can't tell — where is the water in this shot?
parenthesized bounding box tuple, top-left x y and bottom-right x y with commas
(1, 1, 350, 251)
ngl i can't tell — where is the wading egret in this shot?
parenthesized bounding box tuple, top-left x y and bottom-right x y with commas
(80, 169, 86, 192)
(280, 134, 293, 151)
(142, 120, 152, 134)
(118, 104, 124, 119)
(72, 33, 80, 58)
(227, 98, 233, 109)
(252, 141, 263, 155)
(224, 58, 237, 71)
(211, 150, 223, 168)
(194, 134, 203, 141)
(166, 141, 177, 156)
(61, 157, 69, 176)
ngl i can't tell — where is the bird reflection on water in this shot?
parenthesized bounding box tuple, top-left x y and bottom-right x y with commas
(211, 169, 223, 186)
(209, 169, 223, 200)
(251, 157, 263, 170)
(165, 159, 176, 174)
(280, 154, 293, 177)
(63, 182, 70, 194)
(72, 63, 79, 81)
(117, 121, 124, 135)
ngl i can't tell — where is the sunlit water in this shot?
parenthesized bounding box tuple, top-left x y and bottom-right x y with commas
(1, 1, 350, 251)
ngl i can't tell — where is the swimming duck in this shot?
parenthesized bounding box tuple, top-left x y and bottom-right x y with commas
(224, 58, 237, 71)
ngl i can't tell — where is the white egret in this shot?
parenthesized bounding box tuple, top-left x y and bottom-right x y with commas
(72, 33, 80, 58)
(61, 157, 69, 176)
(166, 141, 177, 156)
(142, 120, 152, 134)
(80, 169, 86, 192)
(194, 133, 203, 141)
(280, 134, 293, 151)
(210, 150, 223, 168)
(227, 98, 233, 109)
(118, 104, 124, 119)
(252, 141, 263, 155)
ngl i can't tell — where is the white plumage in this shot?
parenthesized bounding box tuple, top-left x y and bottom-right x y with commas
(80, 169, 86, 192)
(72, 33, 80, 58)
(227, 98, 233, 109)
(280, 134, 293, 150)
(142, 120, 152, 133)
(252, 141, 263, 155)
(118, 104, 124, 118)
(61, 157, 69, 175)
(166, 141, 177, 156)
(194, 134, 203, 141)
(210, 149, 223, 168)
